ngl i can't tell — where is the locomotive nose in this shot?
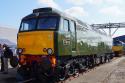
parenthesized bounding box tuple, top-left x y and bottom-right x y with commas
(17, 31, 54, 55)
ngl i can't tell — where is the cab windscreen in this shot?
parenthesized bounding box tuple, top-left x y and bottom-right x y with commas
(20, 16, 58, 31)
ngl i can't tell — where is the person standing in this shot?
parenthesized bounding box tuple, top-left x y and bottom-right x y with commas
(0, 44, 4, 72)
(3, 44, 13, 74)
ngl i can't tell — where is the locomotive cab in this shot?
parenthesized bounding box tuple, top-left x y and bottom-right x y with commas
(17, 7, 77, 66)
(17, 8, 61, 70)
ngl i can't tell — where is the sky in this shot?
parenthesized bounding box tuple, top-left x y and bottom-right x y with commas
(0, 0, 125, 37)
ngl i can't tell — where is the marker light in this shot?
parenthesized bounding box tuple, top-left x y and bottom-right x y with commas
(47, 48, 53, 55)
(17, 48, 24, 54)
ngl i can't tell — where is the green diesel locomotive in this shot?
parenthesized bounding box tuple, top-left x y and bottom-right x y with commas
(17, 7, 113, 82)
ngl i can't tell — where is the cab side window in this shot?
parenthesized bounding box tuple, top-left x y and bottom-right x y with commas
(70, 21, 76, 32)
(63, 19, 69, 32)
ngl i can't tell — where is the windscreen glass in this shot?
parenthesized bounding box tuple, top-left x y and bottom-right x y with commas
(20, 16, 58, 31)
(20, 19, 36, 31)
(37, 17, 57, 30)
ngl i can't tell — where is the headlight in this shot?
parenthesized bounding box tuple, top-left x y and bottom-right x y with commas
(17, 48, 23, 54)
(47, 48, 53, 55)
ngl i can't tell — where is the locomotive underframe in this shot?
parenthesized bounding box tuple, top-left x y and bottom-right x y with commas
(17, 53, 113, 82)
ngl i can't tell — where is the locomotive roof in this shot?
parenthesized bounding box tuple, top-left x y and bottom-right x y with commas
(22, 7, 108, 36)
(33, 7, 77, 20)
(23, 7, 85, 24)
(23, 8, 93, 29)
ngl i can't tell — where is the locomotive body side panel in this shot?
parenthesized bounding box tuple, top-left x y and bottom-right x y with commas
(76, 22, 113, 56)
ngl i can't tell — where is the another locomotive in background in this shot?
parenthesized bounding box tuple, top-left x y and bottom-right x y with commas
(17, 7, 113, 82)
(112, 35, 125, 57)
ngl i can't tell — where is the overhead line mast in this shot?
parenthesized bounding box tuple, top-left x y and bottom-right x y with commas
(91, 23, 125, 37)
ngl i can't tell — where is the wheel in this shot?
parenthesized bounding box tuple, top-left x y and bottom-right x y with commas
(101, 56, 105, 63)
(68, 65, 74, 76)
(58, 66, 67, 81)
(73, 62, 80, 77)
(95, 57, 100, 65)
(74, 69, 79, 78)
(17, 66, 31, 82)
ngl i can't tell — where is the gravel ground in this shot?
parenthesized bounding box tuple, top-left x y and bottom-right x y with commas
(65, 57, 125, 83)
(0, 63, 17, 83)
(104, 58, 125, 83)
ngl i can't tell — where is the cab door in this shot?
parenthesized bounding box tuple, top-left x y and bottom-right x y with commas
(58, 18, 72, 56)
